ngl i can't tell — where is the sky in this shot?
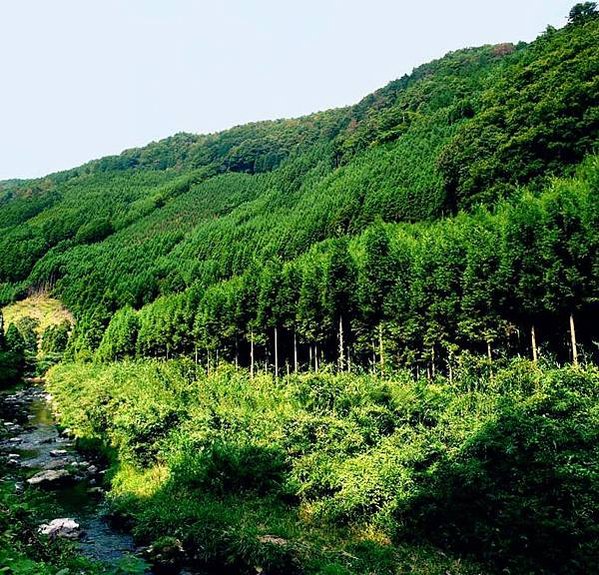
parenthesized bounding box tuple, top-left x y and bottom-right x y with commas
(0, 0, 576, 180)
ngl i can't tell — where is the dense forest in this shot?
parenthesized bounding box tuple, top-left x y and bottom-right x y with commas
(1, 7, 598, 375)
(1, 4, 598, 575)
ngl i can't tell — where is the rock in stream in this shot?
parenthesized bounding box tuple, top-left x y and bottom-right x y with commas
(1, 384, 156, 572)
(39, 517, 82, 539)
(27, 468, 73, 488)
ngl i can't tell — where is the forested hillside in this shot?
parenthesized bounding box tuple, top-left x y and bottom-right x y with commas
(0, 10, 597, 376)
(1, 5, 599, 575)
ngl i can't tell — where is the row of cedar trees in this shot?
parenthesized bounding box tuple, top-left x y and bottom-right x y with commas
(91, 167, 599, 376)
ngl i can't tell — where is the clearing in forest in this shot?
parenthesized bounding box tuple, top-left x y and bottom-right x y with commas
(2, 294, 74, 335)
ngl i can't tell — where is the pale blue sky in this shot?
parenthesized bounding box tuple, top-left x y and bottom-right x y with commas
(0, 0, 575, 180)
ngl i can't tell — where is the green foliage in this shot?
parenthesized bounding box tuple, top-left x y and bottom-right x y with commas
(0, 312, 23, 386)
(96, 307, 138, 361)
(95, 158, 597, 374)
(3, 6, 598, 574)
(14, 316, 39, 353)
(568, 2, 598, 24)
(0, 12, 596, 376)
(41, 320, 70, 354)
(0, 350, 22, 387)
(5, 323, 25, 356)
(74, 218, 114, 244)
(438, 14, 599, 207)
(0, 14, 595, 330)
(47, 360, 599, 574)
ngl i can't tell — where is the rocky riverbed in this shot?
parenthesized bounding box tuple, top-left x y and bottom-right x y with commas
(0, 384, 150, 570)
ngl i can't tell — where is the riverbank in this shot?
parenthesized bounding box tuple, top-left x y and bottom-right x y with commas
(0, 383, 150, 574)
(46, 358, 599, 574)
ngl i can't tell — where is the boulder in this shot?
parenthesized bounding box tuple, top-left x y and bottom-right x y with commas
(6, 455, 20, 467)
(27, 469, 72, 488)
(143, 537, 185, 573)
(87, 486, 104, 496)
(258, 534, 288, 546)
(38, 518, 81, 539)
(50, 449, 67, 457)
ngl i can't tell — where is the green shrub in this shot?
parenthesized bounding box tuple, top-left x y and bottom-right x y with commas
(46, 360, 599, 574)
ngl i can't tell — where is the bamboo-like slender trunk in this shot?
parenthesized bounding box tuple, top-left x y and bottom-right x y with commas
(250, 330, 254, 379)
(531, 324, 538, 362)
(487, 341, 492, 362)
(315, 344, 319, 372)
(338, 315, 345, 372)
(194, 344, 198, 365)
(378, 324, 385, 373)
(309, 344, 313, 371)
(431, 345, 436, 379)
(294, 331, 298, 374)
(570, 313, 578, 366)
(274, 326, 279, 376)
(371, 341, 376, 374)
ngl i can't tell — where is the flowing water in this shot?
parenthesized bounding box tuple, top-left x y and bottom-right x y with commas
(0, 383, 151, 571)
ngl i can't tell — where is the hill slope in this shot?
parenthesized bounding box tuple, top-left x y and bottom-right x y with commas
(1, 7, 599, 575)
(0, 11, 597, 370)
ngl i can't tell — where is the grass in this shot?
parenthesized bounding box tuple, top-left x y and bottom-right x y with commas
(46, 358, 599, 574)
(2, 293, 73, 336)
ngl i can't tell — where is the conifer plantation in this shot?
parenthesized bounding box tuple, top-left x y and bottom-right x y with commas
(0, 5, 598, 574)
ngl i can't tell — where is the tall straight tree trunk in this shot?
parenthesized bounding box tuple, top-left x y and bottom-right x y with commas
(487, 340, 494, 378)
(315, 344, 319, 372)
(570, 313, 578, 366)
(194, 344, 198, 365)
(371, 341, 376, 374)
(338, 315, 345, 372)
(294, 331, 298, 374)
(274, 326, 279, 376)
(347, 347, 351, 373)
(431, 345, 436, 379)
(309, 344, 313, 371)
(531, 324, 538, 362)
(250, 330, 255, 379)
(378, 324, 384, 374)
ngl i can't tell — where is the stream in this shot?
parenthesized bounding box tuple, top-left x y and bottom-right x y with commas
(0, 382, 152, 572)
